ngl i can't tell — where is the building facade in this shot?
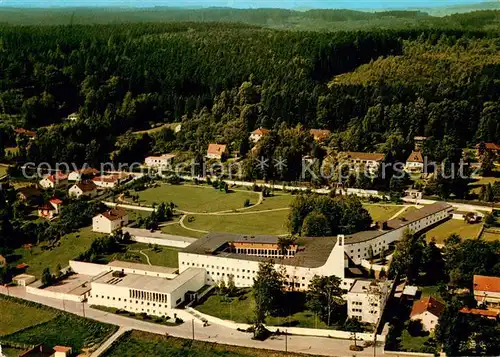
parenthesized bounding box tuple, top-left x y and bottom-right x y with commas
(410, 297, 444, 332)
(88, 267, 206, 316)
(144, 154, 176, 168)
(405, 151, 425, 173)
(92, 209, 129, 234)
(473, 275, 500, 308)
(347, 279, 391, 324)
(68, 181, 98, 199)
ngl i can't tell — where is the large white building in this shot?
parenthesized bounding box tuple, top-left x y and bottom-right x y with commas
(179, 202, 452, 292)
(92, 209, 129, 234)
(144, 154, 176, 169)
(88, 267, 206, 315)
(347, 279, 391, 324)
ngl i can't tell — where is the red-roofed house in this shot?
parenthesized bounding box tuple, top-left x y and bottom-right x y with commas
(460, 307, 499, 320)
(309, 129, 331, 142)
(473, 275, 500, 308)
(206, 143, 228, 160)
(410, 296, 445, 332)
(92, 175, 121, 189)
(38, 198, 63, 220)
(68, 181, 98, 199)
(39, 172, 69, 189)
(405, 151, 425, 173)
(68, 167, 100, 182)
(92, 209, 129, 233)
(249, 128, 270, 143)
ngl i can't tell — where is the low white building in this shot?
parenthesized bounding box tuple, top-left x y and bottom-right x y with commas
(144, 154, 176, 169)
(340, 151, 385, 175)
(347, 279, 391, 324)
(88, 267, 206, 315)
(410, 296, 444, 332)
(68, 181, 98, 199)
(405, 151, 425, 173)
(92, 209, 129, 234)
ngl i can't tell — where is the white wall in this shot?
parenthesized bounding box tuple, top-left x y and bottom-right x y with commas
(410, 312, 439, 332)
(69, 260, 178, 279)
(26, 286, 85, 302)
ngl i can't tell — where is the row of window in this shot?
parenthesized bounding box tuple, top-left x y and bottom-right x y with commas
(129, 289, 168, 303)
(352, 301, 362, 306)
(181, 261, 256, 274)
(92, 295, 166, 308)
(352, 308, 362, 313)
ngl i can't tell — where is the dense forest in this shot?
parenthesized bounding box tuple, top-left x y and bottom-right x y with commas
(0, 10, 499, 172)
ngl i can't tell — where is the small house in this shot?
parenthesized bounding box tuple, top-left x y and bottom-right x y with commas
(405, 151, 425, 173)
(206, 143, 228, 160)
(410, 296, 445, 332)
(39, 172, 69, 189)
(249, 128, 270, 143)
(92, 209, 129, 234)
(68, 181, 98, 199)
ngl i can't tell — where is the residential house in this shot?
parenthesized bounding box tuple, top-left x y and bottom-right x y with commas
(347, 279, 391, 324)
(410, 296, 445, 332)
(144, 154, 176, 168)
(476, 142, 500, 158)
(39, 172, 69, 189)
(340, 151, 385, 175)
(92, 175, 122, 189)
(38, 198, 63, 220)
(249, 127, 270, 143)
(17, 186, 42, 205)
(14, 128, 36, 140)
(206, 143, 228, 160)
(405, 151, 425, 173)
(309, 129, 331, 142)
(92, 209, 129, 233)
(68, 167, 100, 182)
(473, 275, 500, 308)
(68, 181, 98, 199)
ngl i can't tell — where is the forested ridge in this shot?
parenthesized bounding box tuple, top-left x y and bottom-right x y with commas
(0, 14, 499, 167)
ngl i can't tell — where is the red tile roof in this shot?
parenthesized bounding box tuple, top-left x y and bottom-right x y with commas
(251, 127, 270, 136)
(207, 143, 227, 156)
(410, 297, 445, 318)
(74, 181, 97, 192)
(310, 129, 331, 141)
(460, 308, 499, 318)
(473, 275, 500, 294)
(344, 151, 385, 162)
(407, 150, 424, 163)
(14, 128, 36, 137)
(49, 198, 63, 205)
(46, 172, 68, 183)
(53, 346, 72, 353)
(477, 142, 500, 151)
(92, 175, 119, 183)
(78, 167, 100, 176)
(100, 209, 127, 221)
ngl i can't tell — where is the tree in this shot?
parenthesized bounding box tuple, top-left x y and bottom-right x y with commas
(302, 211, 331, 237)
(306, 275, 344, 326)
(226, 274, 236, 297)
(420, 238, 445, 285)
(253, 260, 284, 326)
(389, 230, 425, 283)
(41, 267, 53, 286)
(343, 317, 363, 332)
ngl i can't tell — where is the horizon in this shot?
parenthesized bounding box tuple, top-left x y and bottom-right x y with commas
(0, 0, 491, 10)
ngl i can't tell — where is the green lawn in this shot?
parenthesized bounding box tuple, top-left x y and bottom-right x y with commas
(424, 219, 483, 243)
(184, 210, 289, 235)
(0, 297, 57, 336)
(195, 290, 330, 329)
(469, 176, 500, 194)
(400, 330, 435, 354)
(0, 296, 117, 354)
(102, 330, 307, 357)
(97, 242, 179, 268)
(364, 204, 404, 222)
(420, 285, 444, 303)
(246, 194, 294, 211)
(481, 230, 500, 242)
(160, 223, 206, 238)
(10, 227, 105, 278)
(137, 185, 259, 213)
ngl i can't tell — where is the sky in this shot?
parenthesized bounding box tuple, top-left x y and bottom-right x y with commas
(0, 0, 490, 10)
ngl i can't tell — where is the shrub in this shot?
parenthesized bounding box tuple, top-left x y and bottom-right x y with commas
(243, 199, 250, 207)
(175, 317, 184, 324)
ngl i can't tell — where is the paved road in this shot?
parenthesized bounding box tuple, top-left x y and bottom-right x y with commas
(0, 286, 382, 357)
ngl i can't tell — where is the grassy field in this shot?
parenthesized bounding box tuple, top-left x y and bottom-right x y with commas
(161, 223, 206, 238)
(137, 185, 259, 213)
(184, 210, 289, 235)
(10, 227, 105, 278)
(103, 330, 308, 357)
(97, 242, 179, 268)
(0, 297, 57, 336)
(424, 219, 482, 243)
(0, 296, 117, 354)
(364, 204, 404, 222)
(195, 290, 329, 329)
(481, 230, 500, 242)
(469, 175, 500, 194)
(246, 194, 294, 211)
(400, 330, 435, 353)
